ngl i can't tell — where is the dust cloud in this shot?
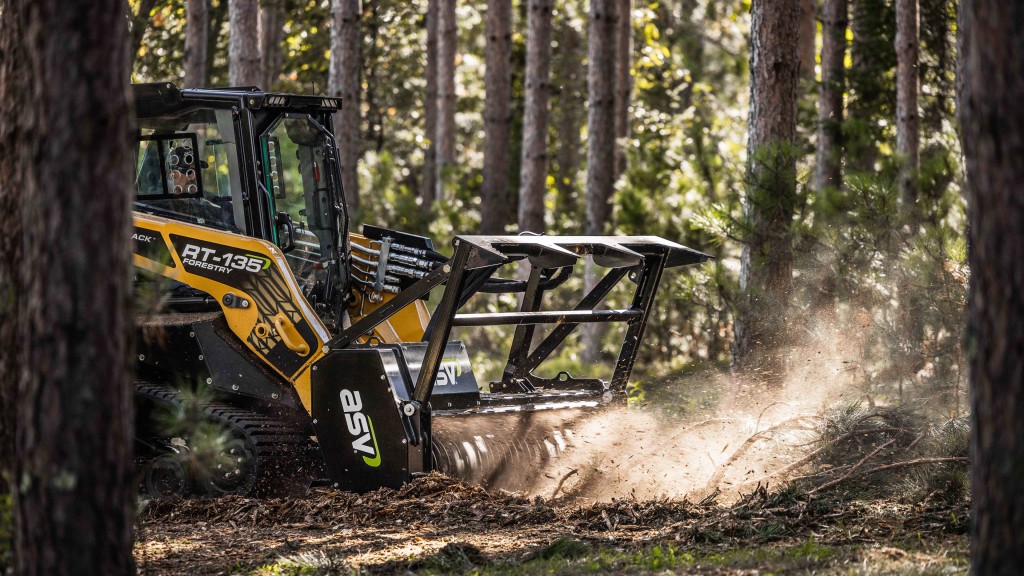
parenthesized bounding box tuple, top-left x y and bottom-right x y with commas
(485, 321, 868, 504)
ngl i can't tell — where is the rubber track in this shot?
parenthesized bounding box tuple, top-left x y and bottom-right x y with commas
(136, 383, 314, 497)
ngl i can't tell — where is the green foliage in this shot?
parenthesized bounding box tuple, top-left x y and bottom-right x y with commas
(130, 0, 965, 397)
(631, 544, 692, 570)
(414, 542, 488, 573)
(805, 404, 969, 501)
(254, 550, 353, 575)
(146, 384, 234, 493)
(903, 416, 970, 503)
(531, 536, 589, 561)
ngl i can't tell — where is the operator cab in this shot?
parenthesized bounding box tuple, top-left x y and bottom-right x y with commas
(132, 82, 350, 328)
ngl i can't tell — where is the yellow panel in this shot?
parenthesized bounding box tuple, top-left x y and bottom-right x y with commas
(132, 213, 330, 386)
(347, 233, 429, 344)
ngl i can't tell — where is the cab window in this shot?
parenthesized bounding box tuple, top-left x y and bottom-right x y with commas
(134, 108, 246, 234)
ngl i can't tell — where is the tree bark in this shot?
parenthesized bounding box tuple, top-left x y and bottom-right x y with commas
(518, 0, 554, 233)
(585, 0, 617, 236)
(814, 0, 847, 192)
(895, 0, 920, 222)
(436, 0, 458, 202)
(229, 0, 260, 86)
(207, 0, 229, 86)
(185, 0, 210, 88)
(259, 0, 285, 90)
(959, 2, 1024, 572)
(0, 0, 136, 574)
(894, 0, 923, 376)
(732, 0, 800, 384)
(799, 0, 817, 77)
(329, 0, 362, 212)
(422, 0, 440, 209)
(582, 0, 618, 361)
(613, 0, 632, 180)
(554, 22, 583, 228)
(481, 0, 514, 233)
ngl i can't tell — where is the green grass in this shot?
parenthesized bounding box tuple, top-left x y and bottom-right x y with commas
(246, 551, 353, 575)
(244, 536, 967, 576)
(445, 539, 958, 576)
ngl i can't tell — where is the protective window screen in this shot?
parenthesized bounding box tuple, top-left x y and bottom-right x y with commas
(135, 134, 203, 200)
(134, 108, 244, 233)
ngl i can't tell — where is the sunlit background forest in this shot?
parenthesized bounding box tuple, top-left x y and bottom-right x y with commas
(0, 0, 987, 572)
(132, 0, 963, 419)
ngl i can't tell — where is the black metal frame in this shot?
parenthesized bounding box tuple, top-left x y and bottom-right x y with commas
(326, 235, 710, 416)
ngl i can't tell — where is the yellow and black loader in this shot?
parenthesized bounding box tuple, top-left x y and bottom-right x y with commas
(130, 82, 709, 496)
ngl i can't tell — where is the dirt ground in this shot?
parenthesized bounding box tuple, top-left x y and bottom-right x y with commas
(134, 473, 968, 575)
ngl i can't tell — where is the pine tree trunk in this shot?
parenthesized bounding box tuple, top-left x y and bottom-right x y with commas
(481, 0, 514, 233)
(799, 0, 817, 77)
(613, 0, 632, 180)
(207, 0, 228, 85)
(229, 0, 260, 86)
(329, 0, 362, 212)
(259, 0, 285, 90)
(554, 23, 583, 227)
(0, 1, 136, 573)
(518, 0, 554, 233)
(585, 0, 617, 236)
(895, 0, 919, 222)
(436, 0, 458, 202)
(582, 0, 618, 361)
(732, 0, 800, 384)
(185, 0, 210, 87)
(815, 0, 846, 192)
(959, 1, 1024, 571)
(422, 0, 440, 209)
(894, 0, 923, 375)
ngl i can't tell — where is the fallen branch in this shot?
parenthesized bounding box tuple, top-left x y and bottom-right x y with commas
(808, 438, 895, 495)
(669, 418, 747, 442)
(551, 468, 579, 499)
(702, 415, 818, 493)
(736, 426, 913, 490)
(698, 487, 721, 506)
(905, 431, 927, 453)
(755, 401, 794, 431)
(810, 457, 968, 494)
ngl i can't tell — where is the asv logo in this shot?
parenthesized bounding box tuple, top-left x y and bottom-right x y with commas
(339, 389, 381, 467)
(434, 359, 462, 387)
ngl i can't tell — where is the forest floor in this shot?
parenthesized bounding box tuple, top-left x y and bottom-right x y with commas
(134, 473, 968, 575)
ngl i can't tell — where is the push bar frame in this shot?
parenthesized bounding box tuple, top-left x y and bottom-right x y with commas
(327, 234, 710, 409)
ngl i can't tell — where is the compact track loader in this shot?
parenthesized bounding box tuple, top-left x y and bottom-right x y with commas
(130, 82, 709, 497)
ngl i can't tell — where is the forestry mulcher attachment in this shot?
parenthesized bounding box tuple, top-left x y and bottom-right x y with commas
(130, 82, 709, 497)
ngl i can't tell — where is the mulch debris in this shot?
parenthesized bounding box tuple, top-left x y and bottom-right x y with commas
(136, 472, 968, 575)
